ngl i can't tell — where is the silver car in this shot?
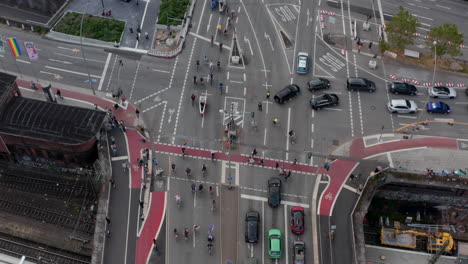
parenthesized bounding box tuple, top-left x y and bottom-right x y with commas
(387, 99, 418, 114)
(429, 86, 457, 99)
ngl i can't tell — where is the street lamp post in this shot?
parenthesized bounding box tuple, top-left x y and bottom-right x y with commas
(432, 41, 437, 85)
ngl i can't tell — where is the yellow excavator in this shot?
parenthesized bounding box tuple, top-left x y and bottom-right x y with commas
(381, 227, 454, 253)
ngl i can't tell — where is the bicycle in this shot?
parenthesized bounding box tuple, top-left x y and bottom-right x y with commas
(217, 61, 221, 71)
(196, 60, 200, 70)
(209, 186, 214, 197)
(202, 164, 207, 177)
(191, 94, 196, 106)
(193, 225, 201, 232)
(181, 146, 186, 157)
(219, 83, 224, 94)
(198, 184, 204, 193)
(207, 243, 213, 255)
(184, 228, 189, 240)
(211, 199, 216, 211)
(171, 163, 176, 172)
(273, 118, 280, 127)
(210, 35, 214, 47)
(175, 195, 182, 208)
(211, 151, 216, 161)
(174, 228, 179, 239)
(191, 183, 196, 193)
(250, 120, 257, 131)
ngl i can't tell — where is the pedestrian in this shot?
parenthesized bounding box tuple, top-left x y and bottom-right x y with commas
(252, 148, 258, 157)
(119, 59, 123, 66)
(193, 75, 197, 84)
(350, 174, 355, 181)
(106, 229, 111, 238)
(56, 89, 62, 99)
(358, 184, 363, 192)
(358, 44, 362, 53)
(293, 158, 297, 165)
(285, 170, 291, 182)
(110, 178, 116, 188)
(140, 200, 144, 208)
(260, 159, 264, 166)
(152, 157, 158, 166)
(258, 102, 262, 111)
(226, 7, 230, 14)
(266, 91, 270, 99)
(154, 239, 160, 255)
(106, 216, 111, 224)
(129, 27, 133, 33)
(145, 148, 150, 160)
(136, 109, 140, 118)
(275, 162, 279, 169)
(368, 42, 373, 49)
(94, 104, 98, 110)
(171, 163, 176, 172)
(110, 136, 116, 144)
(122, 160, 129, 172)
(145, 32, 149, 39)
(191, 94, 197, 105)
(219, 42, 223, 51)
(114, 103, 119, 110)
(121, 97, 127, 105)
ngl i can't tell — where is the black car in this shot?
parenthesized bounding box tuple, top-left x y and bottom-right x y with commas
(274, 84, 300, 104)
(245, 211, 260, 243)
(293, 241, 305, 264)
(307, 78, 330, 91)
(267, 177, 281, 208)
(465, 88, 468, 96)
(309, 93, 339, 110)
(346, 77, 376, 92)
(388, 82, 417, 95)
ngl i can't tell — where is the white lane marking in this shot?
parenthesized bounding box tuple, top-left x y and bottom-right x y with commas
(16, 59, 30, 64)
(286, 107, 292, 160)
(436, 4, 450, 9)
(48, 58, 73, 65)
(235, 162, 240, 186)
(128, 60, 142, 99)
(54, 52, 105, 63)
(206, 13, 212, 33)
(342, 184, 359, 193)
(396, 115, 417, 119)
(455, 102, 468, 105)
(387, 152, 394, 168)
(417, 27, 430, 31)
(434, 118, 454, 122)
(98, 53, 112, 91)
(241, 194, 267, 202)
(221, 161, 227, 184)
(311, 123, 314, 133)
(323, 107, 342, 111)
(152, 68, 171, 74)
(399, 123, 409, 126)
(45, 66, 101, 78)
(281, 200, 309, 208)
(364, 147, 428, 160)
(412, 14, 433, 21)
(111, 155, 129, 161)
(135, 0, 151, 49)
(420, 22, 431, 27)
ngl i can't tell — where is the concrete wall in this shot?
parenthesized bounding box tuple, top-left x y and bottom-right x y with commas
(0, 0, 66, 17)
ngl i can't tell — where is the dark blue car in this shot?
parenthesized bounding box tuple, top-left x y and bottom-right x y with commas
(426, 101, 450, 114)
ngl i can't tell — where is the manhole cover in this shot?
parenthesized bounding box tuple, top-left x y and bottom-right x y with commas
(332, 139, 339, 146)
(370, 105, 376, 110)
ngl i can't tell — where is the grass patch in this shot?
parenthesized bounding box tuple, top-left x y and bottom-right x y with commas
(54, 12, 124, 42)
(157, 0, 190, 26)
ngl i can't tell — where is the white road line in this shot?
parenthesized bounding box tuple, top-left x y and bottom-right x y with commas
(48, 58, 72, 65)
(387, 152, 394, 168)
(111, 156, 129, 161)
(420, 22, 431, 27)
(436, 4, 450, 9)
(417, 27, 430, 32)
(399, 123, 409, 126)
(281, 200, 310, 208)
(98, 53, 112, 91)
(45, 66, 101, 78)
(152, 69, 171, 74)
(323, 108, 342, 111)
(342, 184, 359, 193)
(311, 123, 314, 133)
(241, 194, 267, 202)
(412, 14, 433, 21)
(128, 60, 142, 99)
(135, 0, 150, 49)
(221, 161, 227, 184)
(54, 52, 106, 63)
(434, 118, 454, 122)
(235, 162, 240, 186)
(230, 80, 243, 83)
(455, 102, 468, 105)
(16, 59, 30, 64)
(397, 115, 417, 119)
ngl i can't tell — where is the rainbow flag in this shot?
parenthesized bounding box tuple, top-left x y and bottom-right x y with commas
(7, 38, 22, 57)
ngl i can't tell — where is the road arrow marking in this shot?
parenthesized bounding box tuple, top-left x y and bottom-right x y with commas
(264, 32, 274, 51)
(243, 36, 254, 55)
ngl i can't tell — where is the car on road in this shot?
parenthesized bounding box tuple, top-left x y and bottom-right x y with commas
(268, 229, 282, 259)
(296, 52, 309, 74)
(465, 87, 468, 96)
(290, 206, 305, 234)
(274, 84, 300, 104)
(426, 101, 451, 114)
(307, 78, 330, 91)
(387, 99, 418, 114)
(429, 86, 457, 99)
(268, 177, 281, 208)
(292, 241, 305, 264)
(387, 82, 417, 95)
(346, 77, 376, 92)
(245, 211, 260, 243)
(310, 93, 339, 110)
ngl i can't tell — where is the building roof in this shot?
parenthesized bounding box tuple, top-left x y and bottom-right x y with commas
(0, 96, 106, 145)
(0, 72, 17, 107)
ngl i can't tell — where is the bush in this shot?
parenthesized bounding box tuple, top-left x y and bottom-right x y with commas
(379, 41, 390, 52)
(157, 0, 190, 26)
(54, 12, 125, 42)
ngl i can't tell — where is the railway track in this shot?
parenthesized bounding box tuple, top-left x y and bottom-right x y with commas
(0, 232, 90, 264)
(0, 171, 87, 199)
(0, 196, 94, 235)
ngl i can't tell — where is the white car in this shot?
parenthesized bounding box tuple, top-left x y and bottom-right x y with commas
(387, 99, 418, 114)
(296, 52, 309, 74)
(429, 86, 457, 99)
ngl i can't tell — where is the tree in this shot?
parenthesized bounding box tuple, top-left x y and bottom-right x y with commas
(385, 6, 420, 51)
(426, 23, 464, 57)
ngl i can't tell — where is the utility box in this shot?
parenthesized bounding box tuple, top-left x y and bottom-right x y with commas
(363, 22, 370, 31)
(368, 59, 377, 69)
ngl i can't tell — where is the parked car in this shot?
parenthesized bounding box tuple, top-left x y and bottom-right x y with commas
(268, 229, 282, 259)
(296, 52, 310, 74)
(290, 206, 305, 234)
(307, 78, 330, 91)
(268, 177, 281, 208)
(387, 99, 418, 114)
(310, 93, 339, 110)
(346, 77, 376, 92)
(429, 86, 457, 99)
(245, 211, 260, 243)
(426, 101, 451, 114)
(293, 241, 305, 264)
(387, 82, 417, 95)
(274, 84, 300, 104)
(465, 87, 468, 96)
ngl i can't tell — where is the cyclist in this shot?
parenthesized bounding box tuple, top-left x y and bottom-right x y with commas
(273, 118, 279, 125)
(217, 61, 221, 70)
(191, 183, 196, 193)
(209, 73, 213, 85)
(207, 234, 214, 242)
(289, 130, 295, 137)
(200, 77, 204, 85)
(184, 227, 189, 239)
(181, 146, 186, 154)
(223, 28, 228, 35)
(193, 76, 197, 84)
(202, 164, 207, 173)
(186, 167, 191, 177)
(209, 60, 213, 70)
(198, 184, 204, 192)
(175, 194, 182, 207)
(216, 24, 222, 32)
(219, 82, 224, 94)
(196, 60, 200, 69)
(193, 225, 200, 231)
(212, 199, 216, 210)
(171, 163, 176, 172)
(174, 228, 179, 238)
(203, 55, 208, 63)
(210, 35, 214, 46)
(250, 120, 257, 130)
(211, 151, 216, 161)
(30, 81, 36, 89)
(191, 94, 196, 105)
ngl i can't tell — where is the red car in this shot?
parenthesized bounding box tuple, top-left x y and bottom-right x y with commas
(290, 206, 305, 234)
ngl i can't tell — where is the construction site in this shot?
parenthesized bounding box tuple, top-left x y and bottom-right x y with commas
(353, 169, 468, 263)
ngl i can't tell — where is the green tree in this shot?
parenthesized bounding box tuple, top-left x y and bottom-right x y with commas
(426, 23, 464, 57)
(385, 6, 420, 51)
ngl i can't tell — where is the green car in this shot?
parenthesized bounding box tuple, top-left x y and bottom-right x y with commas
(268, 229, 282, 259)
